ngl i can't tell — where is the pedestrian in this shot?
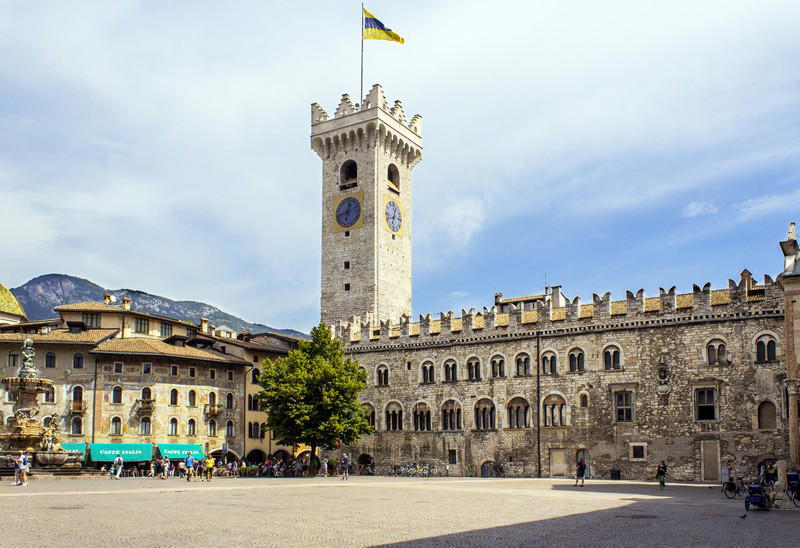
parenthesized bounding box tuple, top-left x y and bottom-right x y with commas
(575, 459, 587, 487)
(185, 452, 195, 482)
(17, 451, 28, 487)
(205, 455, 214, 482)
(340, 453, 349, 481)
(319, 458, 329, 478)
(178, 459, 185, 479)
(114, 454, 123, 480)
(656, 461, 667, 490)
(12, 450, 21, 486)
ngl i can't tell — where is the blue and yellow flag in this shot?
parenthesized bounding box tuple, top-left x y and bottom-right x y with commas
(363, 8, 404, 44)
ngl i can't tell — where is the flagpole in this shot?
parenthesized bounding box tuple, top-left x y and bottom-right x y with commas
(360, 3, 364, 108)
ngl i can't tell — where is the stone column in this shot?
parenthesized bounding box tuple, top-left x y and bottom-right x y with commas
(779, 223, 800, 468)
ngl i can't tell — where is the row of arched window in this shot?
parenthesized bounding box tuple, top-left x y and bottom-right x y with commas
(369, 335, 782, 386)
(247, 421, 267, 439)
(339, 160, 401, 190)
(363, 396, 568, 432)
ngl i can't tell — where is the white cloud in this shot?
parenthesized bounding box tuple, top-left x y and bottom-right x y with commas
(681, 201, 719, 218)
(0, 1, 798, 329)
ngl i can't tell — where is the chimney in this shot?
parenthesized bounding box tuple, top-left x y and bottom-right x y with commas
(210, 324, 217, 335)
(103, 293, 112, 305)
(200, 317, 209, 333)
(121, 297, 131, 311)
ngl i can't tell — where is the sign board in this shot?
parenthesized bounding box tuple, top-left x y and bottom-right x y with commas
(222, 442, 228, 454)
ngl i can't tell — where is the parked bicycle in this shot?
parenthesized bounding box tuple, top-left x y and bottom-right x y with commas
(784, 470, 800, 508)
(722, 476, 748, 498)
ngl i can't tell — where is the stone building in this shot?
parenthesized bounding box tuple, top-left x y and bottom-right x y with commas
(0, 296, 296, 465)
(312, 86, 800, 481)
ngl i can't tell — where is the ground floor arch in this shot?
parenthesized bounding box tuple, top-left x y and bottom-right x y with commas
(246, 449, 267, 464)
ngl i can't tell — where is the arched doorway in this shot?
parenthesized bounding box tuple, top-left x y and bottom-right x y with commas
(358, 453, 374, 475)
(272, 450, 290, 463)
(210, 448, 241, 465)
(246, 449, 267, 465)
(480, 460, 496, 478)
(576, 449, 590, 479)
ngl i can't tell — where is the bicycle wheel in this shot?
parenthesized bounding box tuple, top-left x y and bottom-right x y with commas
(792, 491, 800, 508)
(723, 483, 736, 499)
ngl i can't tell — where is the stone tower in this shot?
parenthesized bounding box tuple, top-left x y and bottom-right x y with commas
(311, 85, 423, 326)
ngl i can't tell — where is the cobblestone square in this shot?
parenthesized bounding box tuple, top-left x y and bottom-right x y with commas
(0, 476, 797, 547)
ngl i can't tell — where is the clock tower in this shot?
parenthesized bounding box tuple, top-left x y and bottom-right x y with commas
(311, 84, 423, 326)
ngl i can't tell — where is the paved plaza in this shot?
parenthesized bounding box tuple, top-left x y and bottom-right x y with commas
(0, 476, 797, 547)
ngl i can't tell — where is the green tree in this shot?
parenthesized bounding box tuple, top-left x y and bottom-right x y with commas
(257, 323, 372, 468)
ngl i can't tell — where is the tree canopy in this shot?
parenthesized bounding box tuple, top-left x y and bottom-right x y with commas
(257, 323, 372, 462)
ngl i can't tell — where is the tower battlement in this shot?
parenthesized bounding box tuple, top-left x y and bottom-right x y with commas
(332, 270, 784, 348)
(311, 84, 423, 137)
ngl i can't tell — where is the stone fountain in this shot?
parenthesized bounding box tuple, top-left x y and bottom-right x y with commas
(0, 339, 82, 470)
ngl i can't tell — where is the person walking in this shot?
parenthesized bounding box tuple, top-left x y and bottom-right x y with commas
(575, 459, 587, 487)
(17, 451, 29, 487)
(205, 455, 214, 482)
(340, 453, 349, 481)
(656, 461, 667, 490)
(185, 452, 195, 482)
(319, 458, 329, 478)
(114, 454, 124, 480)
(12, 450, 21, 486)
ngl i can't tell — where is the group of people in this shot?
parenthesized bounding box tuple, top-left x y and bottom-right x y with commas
(104, 453, 220, 481)
(11, 450, 30, 487)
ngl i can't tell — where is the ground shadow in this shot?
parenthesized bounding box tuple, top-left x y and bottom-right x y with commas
(376, 483, 798, 547)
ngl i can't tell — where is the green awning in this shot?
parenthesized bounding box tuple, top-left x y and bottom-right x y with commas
(157, 444, 205, 460)
(90, 443, 153, 462)
(60, 443, 87, 458)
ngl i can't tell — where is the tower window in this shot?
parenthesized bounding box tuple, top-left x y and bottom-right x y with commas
(344, 261, 350, 269)
(344, 231, 350, 238)
(340, 160, 358, 184)
(344, 283, 351, 291)
(387, 163, 400, 189)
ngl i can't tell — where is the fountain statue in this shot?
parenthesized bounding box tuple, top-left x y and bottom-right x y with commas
(0, 339, 82, 469)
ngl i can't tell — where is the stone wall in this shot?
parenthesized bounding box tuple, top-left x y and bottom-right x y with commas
(334, 275, 789, 481)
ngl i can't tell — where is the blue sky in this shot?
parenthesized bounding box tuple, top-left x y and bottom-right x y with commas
(1, 1, 799, 331)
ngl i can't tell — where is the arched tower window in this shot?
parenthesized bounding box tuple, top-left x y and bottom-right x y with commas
(421, 362, 434, 384)
(340, 160, 358, 183)
(387, 163, 400, 190)
(111, 386, 123, 404)
(252, 368, 260, 384)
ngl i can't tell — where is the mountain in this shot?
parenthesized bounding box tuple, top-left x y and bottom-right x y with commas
(11, 274, 307, 339)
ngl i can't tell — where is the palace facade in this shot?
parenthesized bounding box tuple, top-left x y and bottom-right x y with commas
(312, 86, 800, 480)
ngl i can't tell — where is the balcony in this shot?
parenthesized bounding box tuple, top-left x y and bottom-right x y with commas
(68, 400, 86, 414)
(136, 398, 155, 414)
(204, 403, 224, 416)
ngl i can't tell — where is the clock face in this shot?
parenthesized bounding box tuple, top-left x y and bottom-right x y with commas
(385, 201, 402, 232)
(336, 197, 361, 228)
